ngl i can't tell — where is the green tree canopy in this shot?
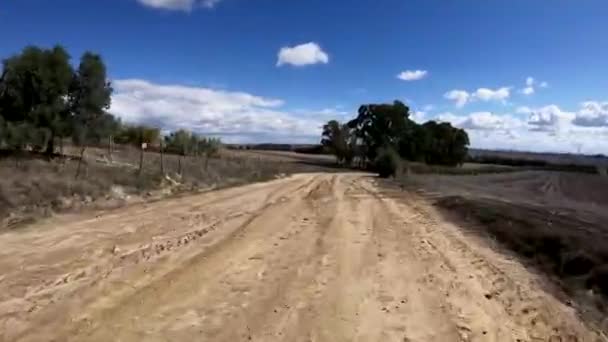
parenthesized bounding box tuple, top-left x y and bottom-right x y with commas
(321, 120, 354, 164)
(347, 100, 413, 161)
(70, 52, 113, 147)
(323, 100, 470, 169)
(0, 45, 73, 153)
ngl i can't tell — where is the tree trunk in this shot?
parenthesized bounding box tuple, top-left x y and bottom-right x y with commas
(45, 133, 55, 156)
(204, 155, 210, 171)
(108, 135, 113, 164)
(160, 140, 164, 175)
(75, 147, 86, 179)
(59, 138, 64, 156)
(138, 147, 144, 175)
(178, 156, 182, 175)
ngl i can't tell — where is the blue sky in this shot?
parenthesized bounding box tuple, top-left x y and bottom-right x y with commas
(1, 0, 608, 153)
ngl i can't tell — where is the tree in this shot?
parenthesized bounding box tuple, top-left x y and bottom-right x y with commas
(0, 116, 5, 146)
(4, 122, 32, 167)
(165, 129, 192, 175)
(197, 136, 221, 170)
(375, 147, 400, 178)
(322, 100, 470, 169)
(114, 125, 160, 173)
(321, 120, 354, 166)
(347, 100, 413, 161)
(420, 121, 469, 166)
(0, 45, 73, 154)
(163, 130, 222, 175)
(69, 52, 113, 177)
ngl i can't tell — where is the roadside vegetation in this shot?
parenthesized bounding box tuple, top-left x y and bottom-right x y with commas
(321, 100, 470, 177)
(0, 45, 333, 227)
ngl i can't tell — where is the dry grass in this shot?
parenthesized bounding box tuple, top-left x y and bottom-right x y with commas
(0, 145, 336, 228)
(390, 171, 608, 332)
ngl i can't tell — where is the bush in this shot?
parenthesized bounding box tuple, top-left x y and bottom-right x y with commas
(588, 265, 608, 296)
(375, 147, 400, 178)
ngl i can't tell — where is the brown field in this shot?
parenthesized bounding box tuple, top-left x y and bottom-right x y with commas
(1, 149, 608, 341)
(393, 170, 608, 332)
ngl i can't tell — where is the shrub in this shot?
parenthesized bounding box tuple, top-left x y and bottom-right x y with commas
(587, 265, 608, 296)
(375, 147, 400, 178)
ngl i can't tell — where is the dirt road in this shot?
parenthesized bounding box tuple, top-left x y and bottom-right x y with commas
(0, 173, 604, 341)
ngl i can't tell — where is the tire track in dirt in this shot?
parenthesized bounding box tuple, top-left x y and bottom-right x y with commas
(1, 175, 318, 342)
(0, 173, 605, 342)
(368, 179, 605, 341)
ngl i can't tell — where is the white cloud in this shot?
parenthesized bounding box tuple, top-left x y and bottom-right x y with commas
(444, 87, 511, 107)
(572, 101, 608, 127)
(136, 0, 220, 11)
(526, 77, 535, 87)
(444, 90, 470, 108)
(460, 112, 523, 131)
(109, 79, 323, 143)
(473, 87, 511, 102)
(436, 112, 464, 125)
(429, 103, 608, 154)
(519, 76, 547, 96)
(436, 112, 523, 132)
(522, 87, 535, 95)
(411, 111, 427, 123)
(397, 70, 428, 81)
(516, 106, 533, 114)
(276, 42, 329, 67)
(422, 104, 435, 112)
(527, 105, 574, 131)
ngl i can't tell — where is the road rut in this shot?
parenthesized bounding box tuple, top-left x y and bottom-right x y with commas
(0, 173, 604, 341)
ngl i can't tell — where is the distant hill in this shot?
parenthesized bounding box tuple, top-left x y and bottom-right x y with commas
(226, 144, 326, 154)
(469, 148, 608, 167)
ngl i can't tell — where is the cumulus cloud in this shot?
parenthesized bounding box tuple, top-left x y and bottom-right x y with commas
(109, 79, 323, 143)
(428, 102, 608, 154)
(516, 106, 533, 114)
(474, 87, 511, 102)
(460, 112, 523, 131)
(573, 101, 608, 127)
(435, 112, 523, 132)
(276, 42, 329, 67)
(522, 87, 535, 95)
(444, 90, 470, 108)
(519, 76, 547, 96)
(136, 0, 220, 11)
(444, 87, 510, 107)
(527, 105, 574, 131)
(397, 70, 428, 81)
(526, 77, 534, 86)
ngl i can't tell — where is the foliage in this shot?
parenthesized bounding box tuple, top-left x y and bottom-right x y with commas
(0, 46, 74, 154)
(0, 46, 117, 155)
(347, 100, 412, 162)
(419, 121, 469, 166)
(322, 100, 470, 170)
(374, 147, 400, 178)
(164, 129, 192, 156)
(321, 120, 354, 165)
(4, 122, 32, 152)
(115, 125, 160, 146)
(164, 129, 221, 157)
(69, 52, 113, 147)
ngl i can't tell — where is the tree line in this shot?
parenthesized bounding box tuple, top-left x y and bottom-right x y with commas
(0, 45, 221, 175)
(321, 100, 469, 175)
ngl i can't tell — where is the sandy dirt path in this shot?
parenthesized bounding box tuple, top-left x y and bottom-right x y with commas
(0, 173, 605, 342)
